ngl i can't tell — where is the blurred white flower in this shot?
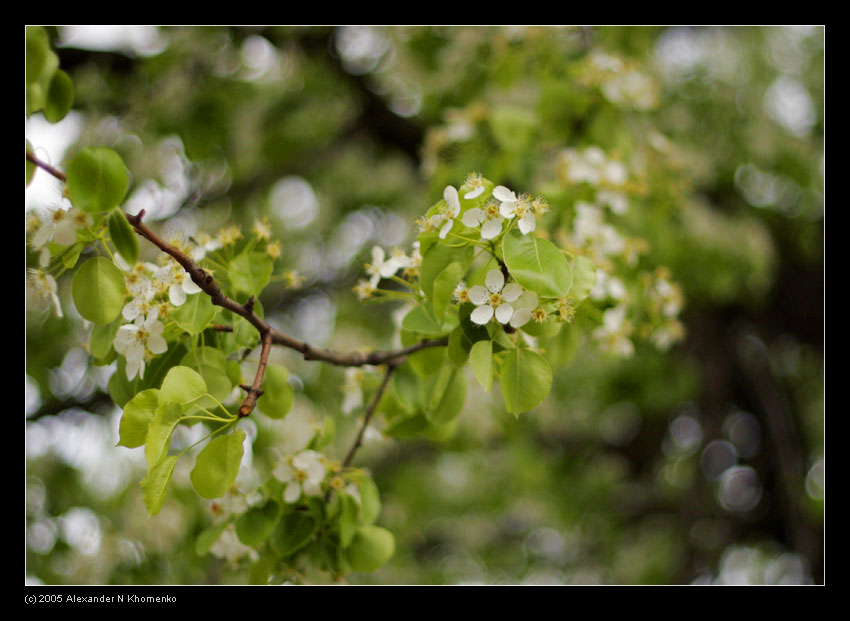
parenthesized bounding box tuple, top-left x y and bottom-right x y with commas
(274, 450, 327, 503)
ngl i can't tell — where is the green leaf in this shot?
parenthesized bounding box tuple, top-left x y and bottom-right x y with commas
(26, 26, 59, 116)
(229, 251, 273, 297)
(346, 525, 395, 572)
(420, 244, 474, 302)
(107, 207, 139, 265)
(90, 314, 122, 359)
(339, 493, 360, 547)
(181, 348, 233, 406)
(258, 364, 294, 419)
(236, 500, 281, 547)
(141, 455, 178, 515)
(502, 229, 572, 298)
(44, 69, 74, 123)
(357, 476, 382, 525)
(158, 366, 207, 408)
(171, 293, 217, 335)
(195, 519, 232, 556)
(500, 347, 553, 416)
(432, 262, 465, 322)
(118, 389, 160, 448)
(190, 429, 246, 499)
(401, 303, 456, 337)
(400, 330, 448, 377)
(424, 365, 466, 425)
(65, 147, 129, 214)
(383, 412, 429, 438)
(144, 402, 185, 468)
(71, 257, 126, 325)
(570, 255, 598, 301)
(446, 326, 470, 366)
(26, 140, 36, 187)
(469, 339, 493, 391)
(270, 510, 318, 557)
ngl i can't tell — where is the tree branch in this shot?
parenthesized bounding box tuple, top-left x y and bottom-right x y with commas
(26, 151, 448, 414)
(342, 363, 396, 468)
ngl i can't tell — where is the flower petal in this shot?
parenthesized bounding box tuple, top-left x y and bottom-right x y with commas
(495, 303, 514, 324)
(492, 186, 517, 202)
(284, 481, 302, 504)
(480, 217, 503, 240)
(500, 201, 517, 218)
(443, 185, 461, 216)
(485, 269, 504, 293)
(147, 334, 168, 355)
(470, 304, 494, 325)
(462, 208, 485, 228)
(464, 186, 485, 199)
(467, 285, 489, 305)
(510, 308, 532, 328)
(169, 283, 187, 306)
(501, 283, 524, 302)
(439, 219, 454, 239)
(518, 214, 536, 235)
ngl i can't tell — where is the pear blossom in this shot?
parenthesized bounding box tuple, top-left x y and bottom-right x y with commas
(438, 185, 462, 239)
(190, 232, 224, 261)
(498, 191, 539, 235)
(592, 305, 634, 357)
(507, 289, 540, 328)
(154, 263, 202, 306)
(462, 199, 504, 240)
(463, 172, 486, 199)
(467, 269, 525, 325)
(113, 310, 168, 380)
(27, 268, 63, 317)
(365, 246, 404, 288)
(31, 206, 87, 250)
(273, 450, 327, 503)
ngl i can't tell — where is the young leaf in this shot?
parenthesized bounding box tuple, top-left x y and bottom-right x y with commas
(270, 510, 318, 557)
(195, 519, 232, 556)
(357, 476, 382, 525)
(570, 255, 598, 301)
(71, 257, 126, 325)
(236, 500, 281, 547)
(65, 147, 129, 214)
(469, 339, 493, 391)
(107, 207, 139, 265)
(258, 364, 294, 420)
(346, 525, 395, 572)
(190, 430, 246, 499)
(144, 402, 185, 468)
(229, 251, 273, 297)
(141, 455, 178, 515)
(118, 389, 160, 448)
(44, 69, 74, 123)
(158, 366, 207, 408)
(424, 365, 466, 425)
(432, 262, 465, 322)
(502, 229, 572, 298)
(500, 347, 553, 416)
(171, 293, 217, 335)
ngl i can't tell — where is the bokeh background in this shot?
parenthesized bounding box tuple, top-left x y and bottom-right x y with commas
(25, 26, 824, 585)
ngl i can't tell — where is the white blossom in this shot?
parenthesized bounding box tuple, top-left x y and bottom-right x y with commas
(593, 305, 634, 357)
(27, 268, 62, 318)
(438, 185, 462, 239)
(113, 310, 168, 381)
(365, 246, 404, 288)
(467, 269, 525, 325)
(342, 368, 364, 414)
(273, 450, 327, 503)
(462, 201, 504, 240)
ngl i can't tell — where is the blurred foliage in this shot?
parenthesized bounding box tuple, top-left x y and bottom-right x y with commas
(26, 26, 823, 585)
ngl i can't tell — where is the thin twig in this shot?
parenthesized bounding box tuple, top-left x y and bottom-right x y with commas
(239, 330, 272, 417)
(26, 151, 448, 405)
(342, 363, 396, 468)
(27, 150, 67, 183)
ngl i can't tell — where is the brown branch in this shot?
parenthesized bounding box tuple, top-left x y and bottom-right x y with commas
(26, 151, 448, 407)
(342, 363, 397, 468)
(27, 150, 67, 183)
(239, 330, 273, 417)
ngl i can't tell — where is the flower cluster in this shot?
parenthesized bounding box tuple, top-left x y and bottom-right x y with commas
(581, 52, 660, 111)
(272, 449, 329, 503)
(466, 269, 539, 328)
